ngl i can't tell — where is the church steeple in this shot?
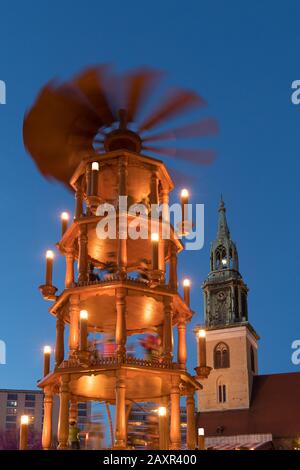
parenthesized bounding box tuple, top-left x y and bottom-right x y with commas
(203, 199, 248, 328)
(210, 197, 239, 272)
(217, 195, 230, 239)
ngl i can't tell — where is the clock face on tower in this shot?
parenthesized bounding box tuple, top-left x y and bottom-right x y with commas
(208, 289, 230, 326)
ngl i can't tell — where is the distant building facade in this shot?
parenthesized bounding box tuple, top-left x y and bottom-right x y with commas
(0, 389, 91, 446)
(196, 199, 300, 450)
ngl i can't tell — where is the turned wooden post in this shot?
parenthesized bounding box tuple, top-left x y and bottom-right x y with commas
(169, 244, 177, 290)
(114, 374, 126, 448)
(170, 379, 181, 450)
(55, 315, 65, 367)
(163, 297, 173, 361)
(42, 386, 53, 450)
(69, 398, 78, 424)
(117, 158, 128, 277)
(78, 224, 88, 283)
(186, 392, 196, 450)
(116, 288, 127, 360)
(65, 248, 75, 288)
(177, 320, 187, 368)
(150, 170, 159, 205)
(69, 295, 80, 353)
(75, 182, 83, 218)
(57, 375, 70, 450)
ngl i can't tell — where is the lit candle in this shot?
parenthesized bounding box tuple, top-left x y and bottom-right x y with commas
(158, 406, 168, 449)
(43, 345, 51, 376)
(91, 161, 99, 196)
(180, 188, 189, 232)
(183, 278, 191, 307)
(151, 232, 159, 271)
(19, 415, 29, 450)
(45, 250, 54, 286)
(198, 427, 205, 450)
(61, 212, 69, 237)
(198, 329, 207, 367)
(80, 310, 88, 351)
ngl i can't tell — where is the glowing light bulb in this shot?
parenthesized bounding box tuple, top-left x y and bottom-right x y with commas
(183, 278, 191, 287)
(43, 345, 51, 354)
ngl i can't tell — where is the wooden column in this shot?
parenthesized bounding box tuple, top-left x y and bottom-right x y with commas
(170, 379, 181, 450)
(177, 320, 187, 368)
(169, 244, 177, 290)
(159, 397, 169, 450)
(42, 386, 53, 450)
(150, 170, 159, 205)
(65, 248, 75, 288)
(114, 375, 126, 448)
(55, 315, 65, 367)
(57, 375, 69, 450)
(117, 158, 128, 277)
(78, 224, 88, 283)
(69, 398, 78, 424)
(69, 295, 80, 353)
(163, 297, 173, 362)
(75, 183, 83, 218)
(186, 392, 196, 450)
(116, 288, 127, 360)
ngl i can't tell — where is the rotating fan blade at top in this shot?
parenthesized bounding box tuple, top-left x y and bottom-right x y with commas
(72, 66, 116, 126)
(23, 64, 218, 187)
(138, 88, 207, 132)
(143, 145, 216, 165)
(124, 68, 163, 123)
(142, 117, 219, 143)
(23, 82, 101, 185)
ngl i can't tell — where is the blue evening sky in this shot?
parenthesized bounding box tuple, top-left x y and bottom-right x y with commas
(0, 0, 299, 392)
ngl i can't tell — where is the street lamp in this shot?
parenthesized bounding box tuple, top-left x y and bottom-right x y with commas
(43, 345, 51, 376)
(198, 427, 205, 450)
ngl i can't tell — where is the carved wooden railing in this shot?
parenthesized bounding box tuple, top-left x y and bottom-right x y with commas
(59, 354, 180, 370)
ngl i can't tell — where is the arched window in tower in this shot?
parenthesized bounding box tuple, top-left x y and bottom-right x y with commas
(214, 342, 230, 369)
(250, 345, 255, 373)
(216, 376, 227, 403)
(215, 246, 227, 270)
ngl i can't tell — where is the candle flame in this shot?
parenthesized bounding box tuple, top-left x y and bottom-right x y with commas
(181, 188, 189, 198)
(92, 161, 99, 171)
(46, 250, 54, 259)
(80, 309, 88, 320)
(158, 406, 167, 416)
(21, 415, 29, 425)
(61, 211, 70, 221)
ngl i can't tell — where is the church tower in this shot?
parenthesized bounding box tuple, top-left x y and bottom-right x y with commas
(198, 198, 259, 411)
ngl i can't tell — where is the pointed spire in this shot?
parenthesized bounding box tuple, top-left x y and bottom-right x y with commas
(217, 195, 230, 240)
